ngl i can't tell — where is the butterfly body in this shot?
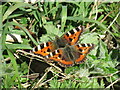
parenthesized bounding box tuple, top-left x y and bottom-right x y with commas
(33, 25, 84, 56)
(52, 36, 67, 49)
(45, 43, 94, 67)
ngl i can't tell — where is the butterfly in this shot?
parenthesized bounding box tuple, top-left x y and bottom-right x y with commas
(33, 25, 84, 56)
(45, 43, 94, 67)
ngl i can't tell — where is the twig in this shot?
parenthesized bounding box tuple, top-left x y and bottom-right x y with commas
(28, 19, 36, 29)
(32, 67, 50, 88)
(107, 11, 120, 29)
(1, 57, 11, 63)
(100, 11, 114, 23)
(105, 78, 120, 89)
(89, 71, 120, 79)
(16, 50, 46, 62)
(32, 67, 64, 88)
(38, 67, 65, 87)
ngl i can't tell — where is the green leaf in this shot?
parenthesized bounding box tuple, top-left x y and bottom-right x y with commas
(61, 6, 67, 31)
(3, 2, 36, 22)
(67, 16, 108, 31)
(6, 44, 32, 49)
(97, 40, 108, 59)
(80, 32, 99, 44)
(7, 49, 21, 88)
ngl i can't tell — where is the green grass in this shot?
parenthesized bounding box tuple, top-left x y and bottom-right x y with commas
(1, 2, 120, 89)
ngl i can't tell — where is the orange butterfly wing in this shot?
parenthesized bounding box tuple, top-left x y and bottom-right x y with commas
(46, 49, 74, 67)
(33, 42, 55, 56)
(33, 25, 83, 56)
(74, 44, 94, 64)
(62, 25, 83, 45)
(45, 44, 94, 67)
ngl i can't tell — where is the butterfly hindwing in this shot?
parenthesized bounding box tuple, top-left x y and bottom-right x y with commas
(46, 49, 74, 67)
(74, 43, 94, 64)
(33, 25, 83, 56)
(45, 43, 94, 67)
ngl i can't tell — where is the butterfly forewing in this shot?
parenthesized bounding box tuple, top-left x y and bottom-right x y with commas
(33, 42, 54, 56)
(62, 25, 84, 45)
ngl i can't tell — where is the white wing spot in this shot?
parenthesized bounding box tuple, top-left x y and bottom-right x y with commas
(55, 50, 58, 54)
(82, 49, 85, 52)
(37, 45, 41, 50)
(57, 57, 61, 59)
(46, 55, 49, 58)
(78, 44, 82, 47)
(73, 28, 77, 33)
(90, 43, 93, 47)
(67, 31, 71, 36)
(78, 26, 81, 30)
(85, 44, 88, 47)
(44, 42, 47, 47)
(50, 52, 53, 57)
(32, 48, 35, 52)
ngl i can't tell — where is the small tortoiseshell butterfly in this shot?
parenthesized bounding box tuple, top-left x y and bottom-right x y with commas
(33, 25, 84, 56)
(45, 43, 94, 67)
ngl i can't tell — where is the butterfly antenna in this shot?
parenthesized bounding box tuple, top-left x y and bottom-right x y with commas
(47, 36, 53, 41)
